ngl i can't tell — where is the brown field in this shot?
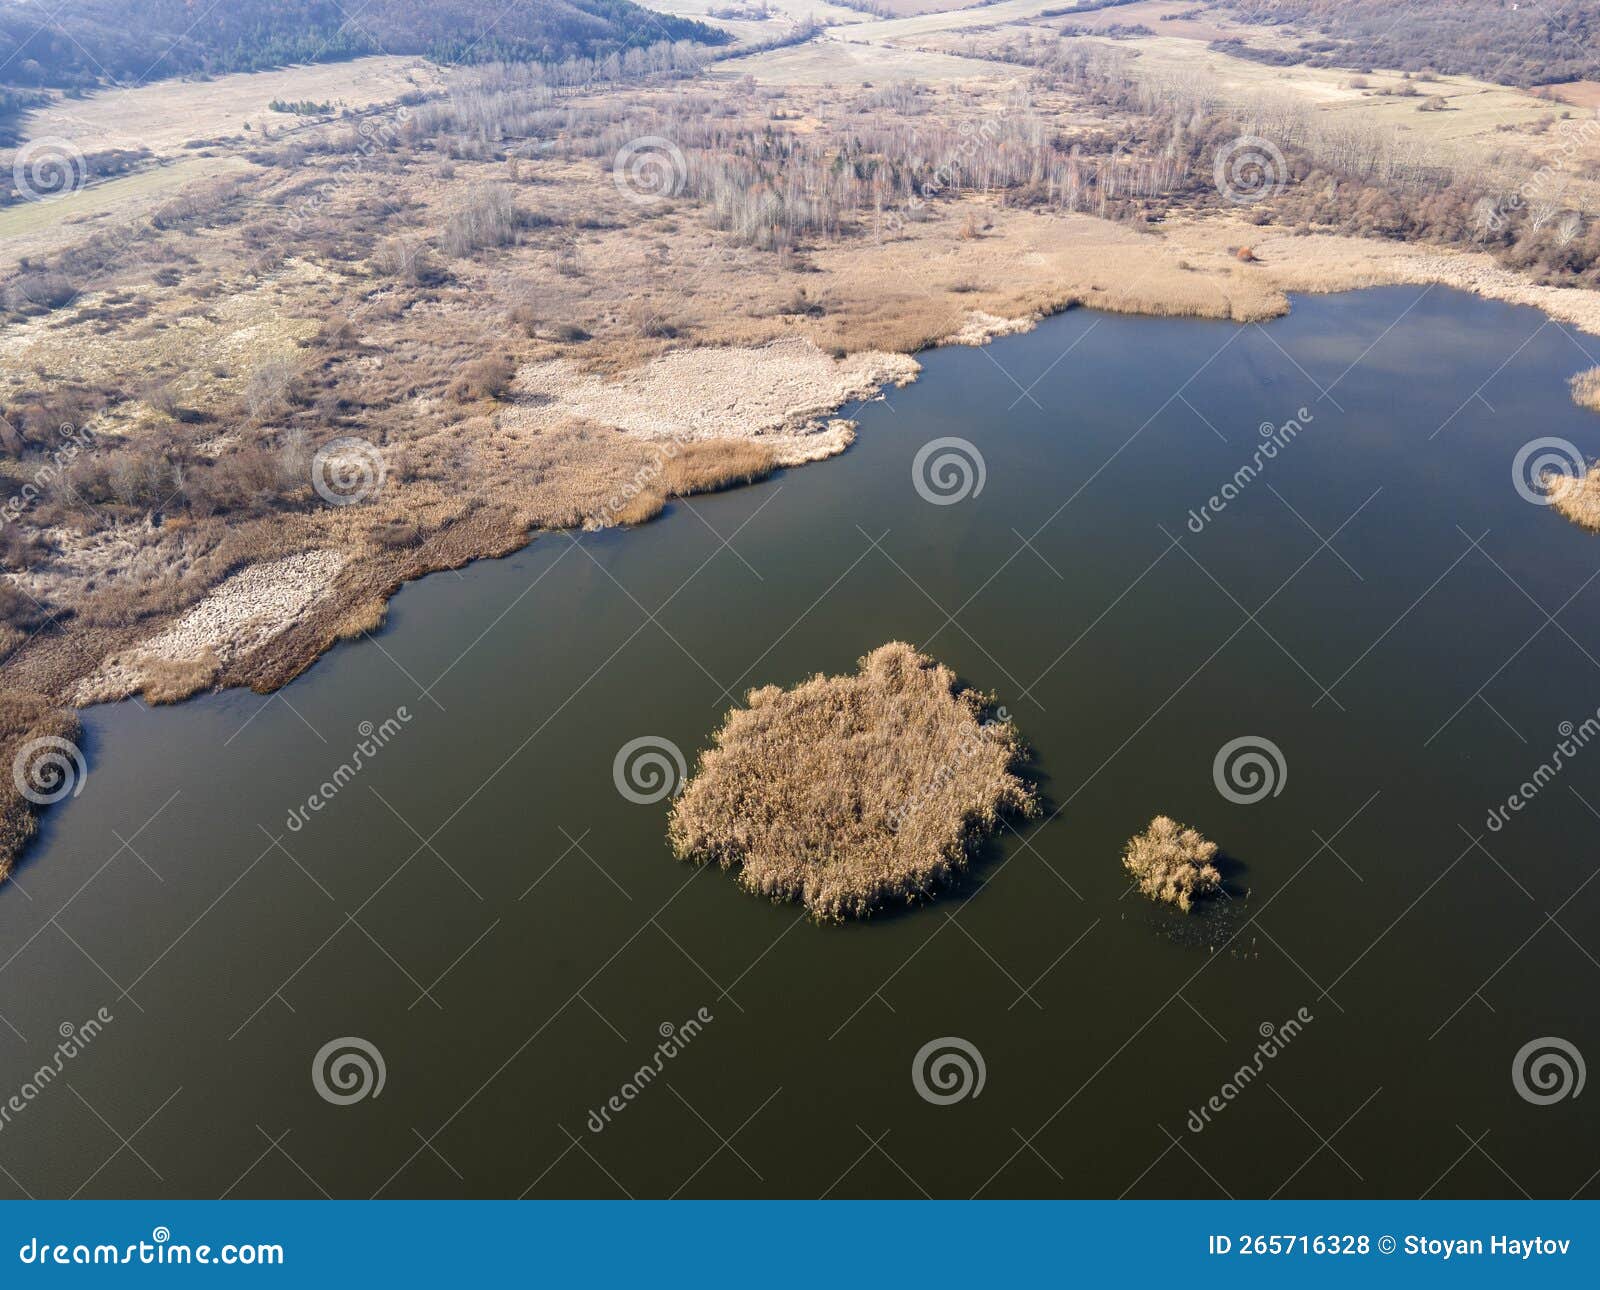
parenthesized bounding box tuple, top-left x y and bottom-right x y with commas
(1530, 82, 1600, 110)
(669, 641, 1037, 919)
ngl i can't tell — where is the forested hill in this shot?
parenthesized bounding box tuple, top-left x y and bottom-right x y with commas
(0, 0, 729, 91)
(1218, 0, 1600, 87)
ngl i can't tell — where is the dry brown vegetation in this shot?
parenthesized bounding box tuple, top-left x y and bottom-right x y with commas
(0, 693, 80, 878)
(1547, 465, 1600, 533)
(1122, 815, 1221, 912)
(669, 641, 1037, 920)
(135, 649, 220, 703)
(616, 439, 779, 525)
(1573, 368, 1600, 413)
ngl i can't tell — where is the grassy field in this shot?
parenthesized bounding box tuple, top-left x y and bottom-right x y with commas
(715, 33, 1015, 83)
(0, 155, 252, 269)
(14, 56, 441, 160)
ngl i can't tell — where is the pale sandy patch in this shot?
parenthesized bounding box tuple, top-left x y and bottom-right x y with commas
(512, 336, 919, 465)
(72, 550, 346, 705)
(717, 34, 1019, 85)
(941, 309, 1037, 346)
(834, 0, 1088, 43)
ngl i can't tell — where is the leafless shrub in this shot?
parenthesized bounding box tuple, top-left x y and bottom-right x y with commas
(372, 237, 444, 286)
(441, 183, 522, 256)
(3, 272, 76, 312)
(448, 354, 516, 402)
(243, 357, 298, 421)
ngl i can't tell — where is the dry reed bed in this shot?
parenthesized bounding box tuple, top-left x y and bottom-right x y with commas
(0, 694, 81, 881)
(1547, 466, 1600, 533)
(1574, 369, 1600, 414)
(669, 641, 1037, 920)
(1122, 815, 1221, 912)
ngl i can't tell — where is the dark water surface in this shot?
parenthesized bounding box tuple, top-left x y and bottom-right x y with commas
(4, 287, 1599, 1199)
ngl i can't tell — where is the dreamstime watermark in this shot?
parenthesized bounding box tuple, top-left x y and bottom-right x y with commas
(880, 115, 1005, 236)
(284, 108, 413, 232)
(587, 1007, 714, 1132)
(912, 436, 986, 505)
(613, 135, 688, 203)
(1480, 115, 1600, 233)
(612, 735, 686, 804)
(1213, 735, 1286, 805)
(1511, 1036, 1584, 1106)
(18, 1228, 283, 1267)
(0, 1007, 113, 1135)
(911, 1036, 986, 1105)
(12, 735, 88, 806)
(1485, 712, 1600, 833)
(1187, 1007, 1313, 1133)
(11, 137, 87, 203)
(888, 706, 1010, 834)
(283, 708, 412, 833)
(1213, 134, 1288, 205)
(1511, 436, 1585, 506)
(0, 421, 96, 527)
(311, 436, 386, 506)
(1186, 407, 1313, 532)
(597, 432, 691, 526)
(312, 1035, 386, 1105)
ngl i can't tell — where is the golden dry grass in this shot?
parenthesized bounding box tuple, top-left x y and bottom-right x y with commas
(333, 599, 389, 641)
(1547, 465, 1600, 532)
(1573, 368, 1600, 413)
(669, 641, 1037, 920)
(1122, 815, 1221, 912)
(614, 439, 778, 526)
(135, 649, 220, 704)
(662, 439, 777, 495)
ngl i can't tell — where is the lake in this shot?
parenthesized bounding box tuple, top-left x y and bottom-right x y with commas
(2, 286, 1597, 1199)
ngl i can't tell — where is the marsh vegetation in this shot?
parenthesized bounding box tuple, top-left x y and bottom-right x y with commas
(669, 642, 1037, 920)
(1122, 815, 1222, 912)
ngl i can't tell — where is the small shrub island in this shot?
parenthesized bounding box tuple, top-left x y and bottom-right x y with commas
(1122, 815, 1222, 912)
(668, 642, 1037, 921)
(1547, 468, 1600, 532)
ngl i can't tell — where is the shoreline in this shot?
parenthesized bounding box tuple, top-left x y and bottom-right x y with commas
(4, 248, 1600, 881)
